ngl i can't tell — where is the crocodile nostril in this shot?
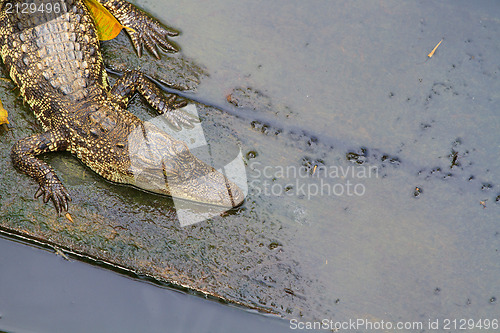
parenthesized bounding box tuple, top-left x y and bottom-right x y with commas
(227, 183, 244, 207)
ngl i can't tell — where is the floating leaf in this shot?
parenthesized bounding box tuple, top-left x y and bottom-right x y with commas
(0, 99, 9, 128)
(84, 0, 131, 41)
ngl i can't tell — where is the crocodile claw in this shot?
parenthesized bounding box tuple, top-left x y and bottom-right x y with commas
(162, 100, 200, 130)
(34, 179, 71, 215)
(123, 6, 179, 59)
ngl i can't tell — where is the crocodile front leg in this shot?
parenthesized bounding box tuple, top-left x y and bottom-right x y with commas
(97, 0, 179, 58)
(11, 130, 71, 214)
(110, 70, 198, 130)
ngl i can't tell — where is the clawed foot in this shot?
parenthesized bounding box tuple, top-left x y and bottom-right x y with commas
(34, 177, 71, 215)
(123, 6, 179, 58)
(160, 99, 200, 130)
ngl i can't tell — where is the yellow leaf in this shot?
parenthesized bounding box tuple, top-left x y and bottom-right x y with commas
(0, 99, 9, 126)
(65, 212, 74, 223)
(84, 0, 127, 41)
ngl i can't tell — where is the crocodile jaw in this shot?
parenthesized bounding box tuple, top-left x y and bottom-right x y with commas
(128, 122, 244, 208)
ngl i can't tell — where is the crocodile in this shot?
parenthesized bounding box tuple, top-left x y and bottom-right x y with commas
(0, 0, 244, 214)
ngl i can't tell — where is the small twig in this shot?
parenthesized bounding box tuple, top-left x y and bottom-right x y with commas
(428, 39, 443, 58)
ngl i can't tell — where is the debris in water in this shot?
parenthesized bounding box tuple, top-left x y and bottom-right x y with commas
(54, 247, 70, 260)
(428, 39, 443, 58)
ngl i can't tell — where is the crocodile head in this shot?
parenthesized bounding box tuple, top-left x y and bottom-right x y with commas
(127, 122, 245, 208)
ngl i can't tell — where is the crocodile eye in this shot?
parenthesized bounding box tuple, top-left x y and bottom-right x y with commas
(116, 143, 125, 148)
(162, 160, 178, 179)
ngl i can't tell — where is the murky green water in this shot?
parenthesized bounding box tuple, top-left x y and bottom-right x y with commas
(1, 0, 499, 331)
